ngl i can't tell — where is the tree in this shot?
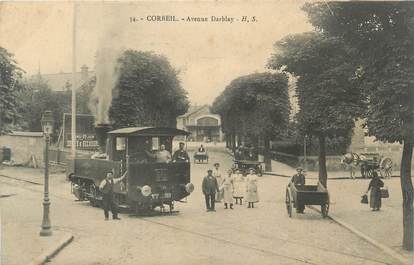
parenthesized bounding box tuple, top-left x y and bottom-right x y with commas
(19, 76, 71, 137)
(267, 32, 363, 187)
(304, 1, 414, 250)
(212, 72, 290, 170)
(109, 50, 189, 128)
(0, 47, 24, 134)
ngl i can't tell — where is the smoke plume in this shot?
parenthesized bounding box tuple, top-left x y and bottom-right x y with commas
(89, 47, 121, 124)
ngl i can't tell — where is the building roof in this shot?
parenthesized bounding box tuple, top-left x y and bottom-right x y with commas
(28, 65, 95, 92)
(108, 127, 190, 136)
(39, 71, 95, 91)
(177, 105, 209, 118)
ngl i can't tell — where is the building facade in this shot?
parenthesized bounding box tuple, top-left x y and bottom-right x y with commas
(176, 105, 223, 142)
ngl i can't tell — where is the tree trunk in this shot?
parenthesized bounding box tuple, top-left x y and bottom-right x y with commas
(231, 132, 236, 153)
(318, 135, 328, 188)
(225, 134, 229, 148)
(400, 141, 413, 251)
(264, 136, 272, 172)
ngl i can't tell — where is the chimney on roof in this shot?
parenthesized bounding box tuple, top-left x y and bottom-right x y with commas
(81, 65, 89, 82)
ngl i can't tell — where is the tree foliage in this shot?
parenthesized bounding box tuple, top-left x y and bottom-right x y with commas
(109, 50, 189, 128)
(303, 2, 414, 144)
(0, 47, 24, 134)
(19, 76, 71, 136)
(212, 72, 290, 141)
(267, 32, 362, 186)
(303, 1, 414, 250)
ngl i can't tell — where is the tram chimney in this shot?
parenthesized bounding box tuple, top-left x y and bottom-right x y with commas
(95, 123, 112, 153)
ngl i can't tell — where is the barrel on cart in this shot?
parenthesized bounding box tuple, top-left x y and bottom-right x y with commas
(285, 181, 330, 218)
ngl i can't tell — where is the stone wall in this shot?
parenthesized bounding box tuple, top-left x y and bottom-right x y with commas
(0, 133, 44, 166)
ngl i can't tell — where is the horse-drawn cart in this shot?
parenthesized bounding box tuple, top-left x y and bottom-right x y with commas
(232, 160, 263, 176)
(342, 152, 393, 178)
(285, 182, 330, 218)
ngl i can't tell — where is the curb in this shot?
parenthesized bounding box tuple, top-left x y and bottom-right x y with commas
(308, 206, 410, 265)
(30, 233, 74, 265)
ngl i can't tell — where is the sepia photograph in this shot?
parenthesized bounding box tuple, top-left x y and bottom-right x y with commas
(0, 1, 413, 264)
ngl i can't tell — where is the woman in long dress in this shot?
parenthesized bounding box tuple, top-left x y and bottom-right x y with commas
(221, 169, 234, 209)
(366, 171, 384, 211)
(233, 169, 245, 205)
(213, 163, 224, 202)
(245, 168, 259, 208)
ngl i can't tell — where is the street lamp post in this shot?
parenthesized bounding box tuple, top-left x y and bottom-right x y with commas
(40, 110, 54, 237)
(304, 134, 308, 171)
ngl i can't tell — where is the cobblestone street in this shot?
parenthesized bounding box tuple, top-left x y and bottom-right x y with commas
(1, 146, 406, 265)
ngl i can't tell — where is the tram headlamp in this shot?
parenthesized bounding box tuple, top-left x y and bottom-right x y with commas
(141, 185, 152, 197)
(185, 183, 194, 193)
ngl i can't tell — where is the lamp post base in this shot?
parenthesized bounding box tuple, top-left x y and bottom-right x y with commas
(39, 228, 52, 237)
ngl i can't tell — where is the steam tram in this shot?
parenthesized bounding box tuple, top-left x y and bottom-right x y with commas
(66, 125, 194, 214)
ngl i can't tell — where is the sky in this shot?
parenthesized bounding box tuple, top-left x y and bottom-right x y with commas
(0, 1, 312, 105)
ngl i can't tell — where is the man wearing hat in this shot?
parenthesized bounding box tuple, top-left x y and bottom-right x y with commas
(202, 169, 219, 212)
(172, 142, 190, 163)
(290, 167, 306, 213)
(99, 169, 127, 220)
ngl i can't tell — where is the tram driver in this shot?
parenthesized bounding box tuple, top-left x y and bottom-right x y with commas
(172, 142, 190, 163)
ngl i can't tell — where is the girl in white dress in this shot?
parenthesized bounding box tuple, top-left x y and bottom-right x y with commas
(232, 169, 245, 205)
(221, 169, 234, 209)
(245, 168, 259, 208)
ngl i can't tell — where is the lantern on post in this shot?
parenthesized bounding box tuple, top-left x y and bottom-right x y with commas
(39, 110, 54, 236)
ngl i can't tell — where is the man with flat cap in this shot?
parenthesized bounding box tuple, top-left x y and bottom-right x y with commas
(202, 169, 219, 212)
(290, 167, 306, 213)
(172, 142, 190, 163)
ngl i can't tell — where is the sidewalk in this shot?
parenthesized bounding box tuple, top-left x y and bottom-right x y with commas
(0, 166, 73, 265)
(267, 160, 413, 264)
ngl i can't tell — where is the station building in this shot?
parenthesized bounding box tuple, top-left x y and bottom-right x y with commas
(176, 105, 223, 142)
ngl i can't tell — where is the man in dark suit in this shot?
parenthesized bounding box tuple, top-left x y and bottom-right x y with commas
(202, 169, 219, 212)
(172, 142, 190, 162)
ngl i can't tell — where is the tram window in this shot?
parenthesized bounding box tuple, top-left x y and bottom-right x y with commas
(116, 137, 126, 151)
(151, 137, 159, 151)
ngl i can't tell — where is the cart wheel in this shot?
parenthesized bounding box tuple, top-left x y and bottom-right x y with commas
(379, 157, 393, 178)
(285, 189, 292, 218)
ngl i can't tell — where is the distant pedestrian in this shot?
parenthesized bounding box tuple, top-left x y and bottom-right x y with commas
(221, 169, 234, 209)
(202, 169, 219, 212)
(99, 170, 127, 220)
(365, 171, 384, 211)
(233, 169, 245, 205)
(245, 168, 259, 208)
(213, 163, 224, 202)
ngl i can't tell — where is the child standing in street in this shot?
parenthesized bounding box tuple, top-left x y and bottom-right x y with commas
(221, 169, 234, 209)
(233, 169, 245, 205)
(245, 168, 259, 208)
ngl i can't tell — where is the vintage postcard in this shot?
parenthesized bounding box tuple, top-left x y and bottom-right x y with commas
(0, 1, 413, 265)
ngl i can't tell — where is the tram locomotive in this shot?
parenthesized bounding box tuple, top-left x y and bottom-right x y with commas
(66, 124, 194, 213)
